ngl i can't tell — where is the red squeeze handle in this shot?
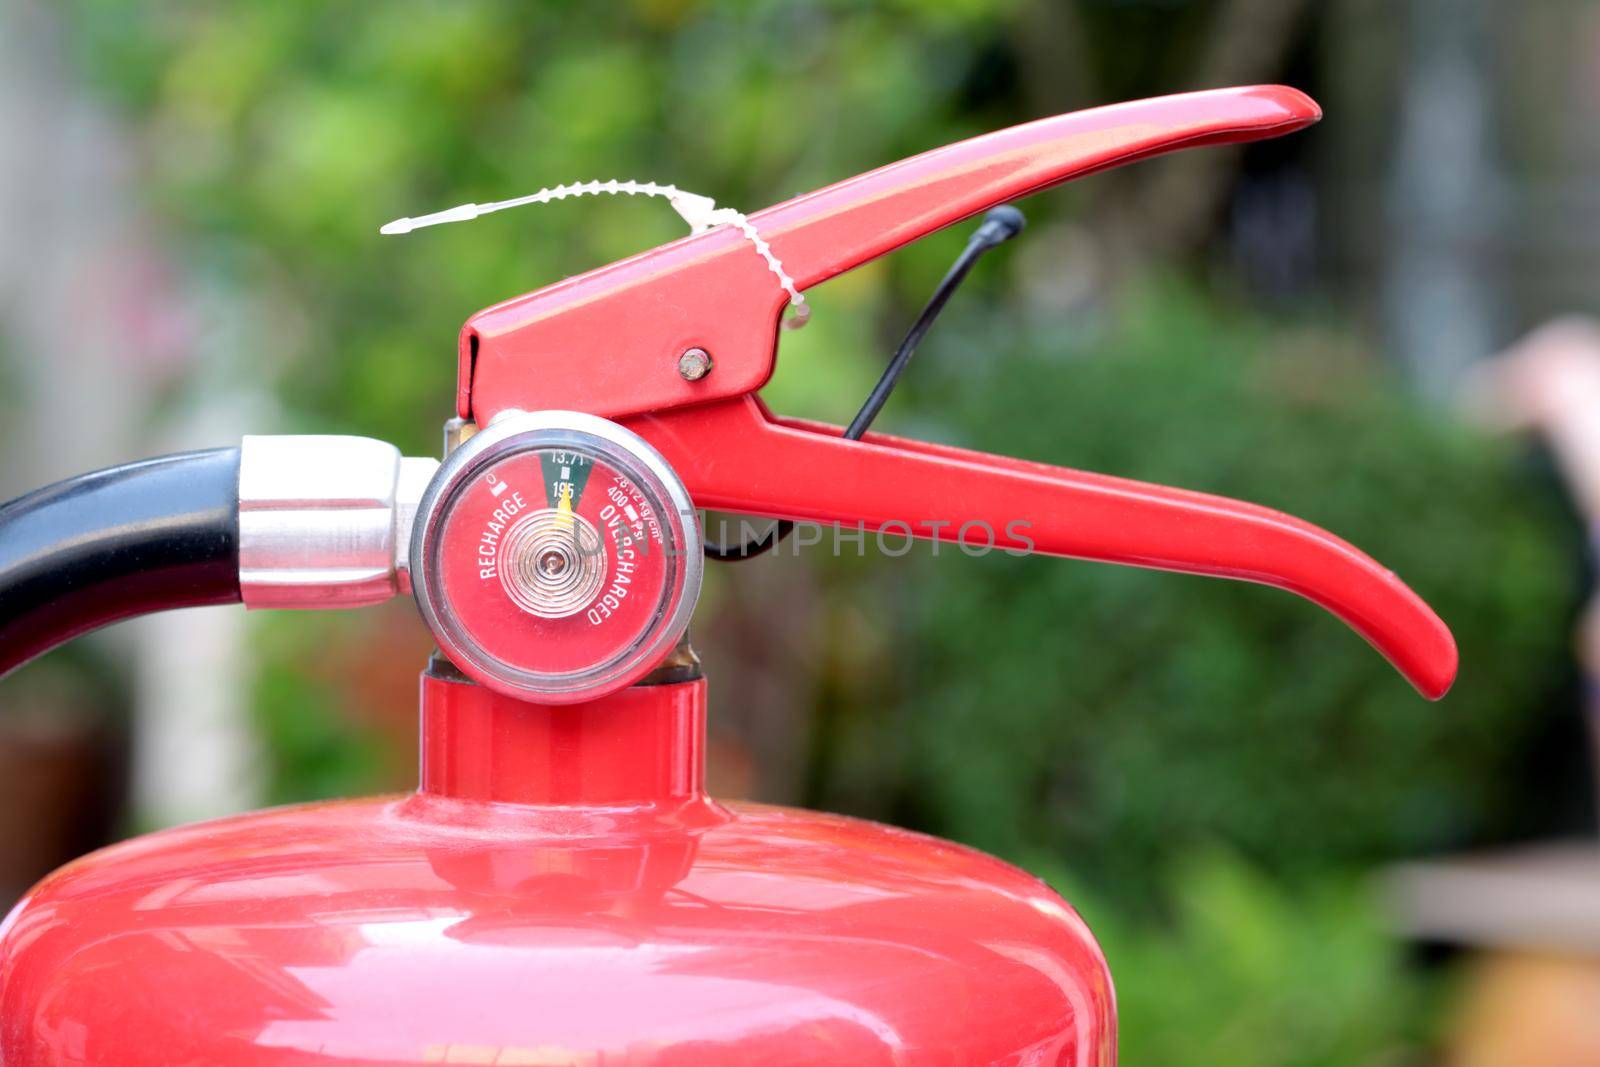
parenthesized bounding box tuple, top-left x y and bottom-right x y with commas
(629, 398, 1459, 700)
(759, 84, 1322, 291)
(460, 86, 1323, 425)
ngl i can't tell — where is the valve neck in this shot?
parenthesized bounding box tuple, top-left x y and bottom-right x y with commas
(419, 655, 707, 808)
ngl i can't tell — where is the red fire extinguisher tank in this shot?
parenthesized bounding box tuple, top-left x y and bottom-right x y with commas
(0, 86, 1469, 1065)
(0, 666, 1115, 1065)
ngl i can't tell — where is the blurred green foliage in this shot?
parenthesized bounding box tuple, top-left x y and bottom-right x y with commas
(67, 0, 1034, 452)
(250, 612, 401, 806)
(815, 281, 1578, 902)
(63, 3, 1581, 1064)
(1060, 849, 1438, 1067)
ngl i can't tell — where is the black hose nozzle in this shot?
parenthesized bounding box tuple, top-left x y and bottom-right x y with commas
(0, 449, 241, 678)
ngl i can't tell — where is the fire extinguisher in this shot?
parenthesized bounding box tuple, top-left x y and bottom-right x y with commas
(0, 86, 1455, 1066)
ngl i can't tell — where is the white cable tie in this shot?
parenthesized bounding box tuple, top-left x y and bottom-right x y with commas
(381, 181, 807, 324)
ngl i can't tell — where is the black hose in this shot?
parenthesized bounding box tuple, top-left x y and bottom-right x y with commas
(0, 449, 241, 677)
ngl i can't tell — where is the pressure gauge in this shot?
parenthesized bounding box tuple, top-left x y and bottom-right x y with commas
(411, 411, 702, 704)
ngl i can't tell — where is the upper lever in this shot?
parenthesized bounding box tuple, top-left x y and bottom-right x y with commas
(756, 84, 1319, 292)
(459, 86, 1321, 425)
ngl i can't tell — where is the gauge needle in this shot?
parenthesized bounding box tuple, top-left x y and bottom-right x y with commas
(556, 482, 578, 557)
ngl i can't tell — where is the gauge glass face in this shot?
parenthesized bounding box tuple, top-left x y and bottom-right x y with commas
(430, 439, 684, 690)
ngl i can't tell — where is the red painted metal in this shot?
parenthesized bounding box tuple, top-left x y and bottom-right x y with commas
(461, 85, 1320, 423)
(0, 673, 1116, 1065)
(419, 667, 707, 805)
(460, 84, 1455, 699)
(627, 397, 1458, 700)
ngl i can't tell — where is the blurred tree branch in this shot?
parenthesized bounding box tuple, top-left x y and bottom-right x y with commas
(1138, 0, 1311, 258)
(1010, 1, 1096, 115)
(1028, 0, 1311, 285)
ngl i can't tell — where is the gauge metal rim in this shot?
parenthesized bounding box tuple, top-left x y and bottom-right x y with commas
(410, 409, 703, 704)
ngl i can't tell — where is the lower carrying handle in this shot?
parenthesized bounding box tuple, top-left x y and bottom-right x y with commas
(629, 397, 1459, 701)
(0, 449, 241, 677)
